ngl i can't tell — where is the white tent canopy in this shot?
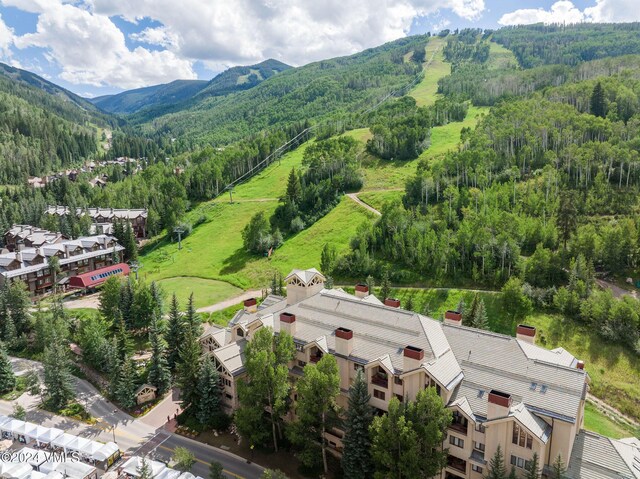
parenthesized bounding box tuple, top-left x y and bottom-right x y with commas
(0, 462, 32, 479)
(14, 422, 37, 438)
(38, 428, 63, 444)
(40, 462, 96, 479)
(51, 433, 75, 450)
(93, 442, 119, 461)
(65, 437, 92, 454)
(120, 457, 167, 478)
(0, 419, 25, 435)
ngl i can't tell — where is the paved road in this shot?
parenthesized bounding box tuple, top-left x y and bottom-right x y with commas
(8, 357, 263, 479)
(196, 290, 263, 313)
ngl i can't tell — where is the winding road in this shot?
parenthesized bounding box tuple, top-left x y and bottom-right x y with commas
(6, 357, 263, 479)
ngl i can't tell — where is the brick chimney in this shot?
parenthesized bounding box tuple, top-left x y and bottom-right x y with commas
(280, 312, 296, 336)
(243, 298, 258, 314)
(384, 298, 400, 308)
(403, 345, 424, 372)
(444, 310, 462, 326)
(355, 283, 369, 299)
(335, 327, 354, 356)
(576, 360, 585, 370)
(487, 390, 512, 420)
(516, 324, 536, 344)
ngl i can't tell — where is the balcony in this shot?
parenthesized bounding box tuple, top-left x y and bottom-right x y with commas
(449, 421, 468, 435)
(447, 455, 467, 474)
(371, 374, 389, 389)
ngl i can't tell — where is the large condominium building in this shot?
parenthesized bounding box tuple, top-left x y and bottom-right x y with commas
(3, 225, 66, 252)
(0, 232, 125, 296)
(45, 205, 148, 239)
(199, 268, 640, 479)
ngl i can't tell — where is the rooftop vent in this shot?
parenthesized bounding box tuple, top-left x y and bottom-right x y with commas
(384, 298, 401, 308)
(488, 390, 512, 408)
(335, 327, 354, 340)
(355, 283, 369, 299)
(403, 345, 424, 361)
(280, 312, 296, 324)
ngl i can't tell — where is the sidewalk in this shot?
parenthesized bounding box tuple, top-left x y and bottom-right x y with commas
(139, 388, 182, 428)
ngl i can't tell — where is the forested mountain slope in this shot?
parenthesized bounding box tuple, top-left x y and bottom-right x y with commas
(493, 23, 640, 68)
(90, 79, 208, 114)
(0, 63, 117, 184)
(129, 36, 429, 144)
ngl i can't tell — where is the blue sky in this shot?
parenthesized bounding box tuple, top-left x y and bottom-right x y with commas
(0, 0, 632, 98)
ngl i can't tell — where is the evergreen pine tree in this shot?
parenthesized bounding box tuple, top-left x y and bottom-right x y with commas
(115, 314, 133, 362)
(150, 281, 164, 317)
(116, 359, 138, 410)
(320, 243, 337, 276)
(341, 369, 374, 479)
(590, 81, 606, 118)
(485, 445, 507, 479)
(209, 462, 225, 479)
(508, 466, 518, 479)
(466, 293, 480, 326)
(148, 313, 171, 395)
(184, 293, 200, 336)
(366, 275, 375, 294)
(42, 336, 75, 410)
(166, 294, 184, 371)
(270, 273, 278, 295)
(525, 453, 540, 479)
(551, 454, 567, 479)
(456, 297, 466, 317)
(472, 298, 489, 330)
(285, 167, 302, 203)
(136, 456, 153, 479)
(176, 313, 202, 411)
(195, 355, 222, 428)
(405, 294, 415, 312)
(124, 223, 138, 261)
(0, 341, 16, 394)
(380, 268, 391, 300)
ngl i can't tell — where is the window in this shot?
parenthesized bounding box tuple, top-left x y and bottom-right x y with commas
(394, 376, 403, 385)
(530, 382, 537, 391)
(540, 384, 548, 394)
(395, 394, 403, 402)
(512, 424, 534, 449)
(223, 379, 231, 387)
(295, 343, 304, 352)
(449, 436, 464, 448)
(353, 363, 364, 372)
(474, 442, 485, 452)
(225, 393, 233, 400)
(373, 389, 385, 400)
(510, 455, 530, 469)
(298, 360, 307, 368)
(236, 328, 244, 337)
(475, 423, 486, 434)
(472, 465, 483, 474)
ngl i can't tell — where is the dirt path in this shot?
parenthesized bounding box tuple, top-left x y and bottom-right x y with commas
(595, 278, 638, 299)
(196, 289, 263, 313)
(346, 193, 382, 216)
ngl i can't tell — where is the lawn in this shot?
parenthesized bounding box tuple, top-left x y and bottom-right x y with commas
(359, 106, 489, 191)
(584, 402, 638, 439)
(486, 40, 518, 70)
(156, 277, 243, 310)
(408, 37, 450, 107)
(357, 190, 403, 212)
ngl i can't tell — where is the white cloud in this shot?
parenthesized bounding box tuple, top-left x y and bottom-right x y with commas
(584, 0, 640, 22)
(89, 0, 486, 68)
(499, 1, 585, 25)
(0, 13, 15, 60)
(500, 0, 640, 26)
(4, 0, 196, 89)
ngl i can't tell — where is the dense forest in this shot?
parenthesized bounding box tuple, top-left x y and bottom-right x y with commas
(129, 35, 429, 144)
(493, 23, 640, 68)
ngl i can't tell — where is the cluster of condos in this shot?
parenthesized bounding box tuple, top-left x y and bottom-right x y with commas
(0, 225, 128, 296)
(44, 207, 148, 239)
(199, 268, 640, 479)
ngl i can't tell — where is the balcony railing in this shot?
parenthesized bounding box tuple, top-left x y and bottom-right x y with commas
(449, 422, 468, 435)
(447, 456, 467, 473)
(371, 375, 389, 388)
(310, 354, 322, 363)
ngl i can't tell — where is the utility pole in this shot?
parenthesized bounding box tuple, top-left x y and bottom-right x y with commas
(173, 227, 185, 250)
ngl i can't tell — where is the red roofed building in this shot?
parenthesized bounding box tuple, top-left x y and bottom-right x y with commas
(69, 263, 130, 289)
